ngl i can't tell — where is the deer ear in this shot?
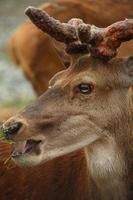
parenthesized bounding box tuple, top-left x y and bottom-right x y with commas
(51, 38, 72, 68)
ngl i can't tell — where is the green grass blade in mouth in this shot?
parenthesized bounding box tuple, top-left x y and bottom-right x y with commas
(0, 127, 14, 144)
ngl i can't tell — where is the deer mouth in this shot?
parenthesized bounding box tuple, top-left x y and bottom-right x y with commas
(12, 139, 42, 158)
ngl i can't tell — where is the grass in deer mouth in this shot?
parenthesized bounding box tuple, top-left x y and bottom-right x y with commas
(0, 126, 14, 144)
(0, 127, 15, 167)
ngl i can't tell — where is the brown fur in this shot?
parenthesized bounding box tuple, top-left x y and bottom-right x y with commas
(0, 150, 89, 200)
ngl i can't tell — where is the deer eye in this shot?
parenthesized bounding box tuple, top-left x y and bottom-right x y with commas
(76, 83, 94, 94)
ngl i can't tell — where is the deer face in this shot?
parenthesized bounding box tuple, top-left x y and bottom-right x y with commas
(2, 7, 133, 166)
(3, 55, 133, 166)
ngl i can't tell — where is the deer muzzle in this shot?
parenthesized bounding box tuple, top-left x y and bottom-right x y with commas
(2, 119, 23, 140)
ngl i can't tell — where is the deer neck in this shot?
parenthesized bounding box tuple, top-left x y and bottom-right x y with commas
(85, 101, 133, 200)
(84, 118, 133, 200)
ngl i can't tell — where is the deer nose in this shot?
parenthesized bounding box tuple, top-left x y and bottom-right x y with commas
(3, 121, 23, 139)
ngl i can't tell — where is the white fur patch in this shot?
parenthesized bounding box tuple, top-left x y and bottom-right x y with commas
(85, 137, 127, 200)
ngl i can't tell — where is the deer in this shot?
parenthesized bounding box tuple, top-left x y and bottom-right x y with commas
(1, 6, 133, 200)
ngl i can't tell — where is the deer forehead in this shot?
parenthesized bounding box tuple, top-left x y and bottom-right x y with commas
(51, 57, 127, 89)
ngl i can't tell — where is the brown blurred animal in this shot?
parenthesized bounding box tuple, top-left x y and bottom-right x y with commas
(9, 0, 133, 95)
(3, 8, 133, 199)
(0, 1, 132, 200)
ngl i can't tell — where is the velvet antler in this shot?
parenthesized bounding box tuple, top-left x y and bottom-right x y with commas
(25, 7, 133, 60)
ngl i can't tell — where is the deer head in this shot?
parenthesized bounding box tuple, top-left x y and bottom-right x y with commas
(2, 7, 133, 167)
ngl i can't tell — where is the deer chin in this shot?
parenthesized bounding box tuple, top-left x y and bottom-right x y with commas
(11, 127, 101, 167)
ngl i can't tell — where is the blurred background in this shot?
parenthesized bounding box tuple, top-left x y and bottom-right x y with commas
(0, 0, 46, 110)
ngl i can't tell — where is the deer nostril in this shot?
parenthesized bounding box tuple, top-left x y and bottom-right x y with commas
(3, 122, 23, 139)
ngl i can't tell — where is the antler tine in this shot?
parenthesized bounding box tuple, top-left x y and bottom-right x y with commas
(25, 7, 78, 44)
(88, 19, 133, 59)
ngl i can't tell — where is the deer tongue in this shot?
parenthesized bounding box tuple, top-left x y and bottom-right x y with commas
(12, 141, 27, 157)
(12, 140, 41, 157)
